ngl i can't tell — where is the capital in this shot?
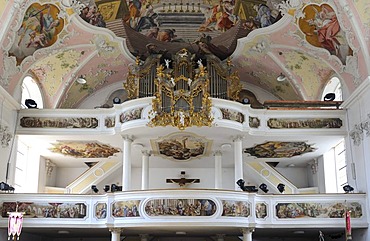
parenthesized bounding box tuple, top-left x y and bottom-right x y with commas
(121, 135, 134, 142)
(240, 227, 255, 234)
(232, 135, 244, 142)
(213, 150, 222, 156)
(142, 150, 152, 156)
(109, 228, 123, 234)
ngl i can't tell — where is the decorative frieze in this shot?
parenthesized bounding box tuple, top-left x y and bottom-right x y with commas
(256, 202, 267, 219)
(276, 202, 362, 219)
(112, 200, 141, 217)
(95, 203, 107, 219)
(120, 108, 143, 123)
(222, 200, 250, 217)
(249, 116, 260, 128)
(1, 202, 87, 218)
(105, 116, 115, 128)
(349, 114, 370, 146)
(267, 118, 342, 129)
(220, 108, 244, 123)
(20, 117, 98, 128)
(145, 198, 216, 216)
(0, 124, 12, 147)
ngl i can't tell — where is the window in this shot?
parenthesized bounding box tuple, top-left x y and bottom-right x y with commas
(21, 76, 44, 109)
(322, 76, 342, 101)
(14, 140, 28, 192)
(323, 139, 347, 193)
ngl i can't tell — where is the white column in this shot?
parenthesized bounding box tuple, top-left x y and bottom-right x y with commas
(122, 135, 133, 191)
(241, 228, 254, 241)
(110, 228, 122, 241)
(141, 151, 151, 190)
(234, 136, 244, 191)
(214, 151, 222, 189)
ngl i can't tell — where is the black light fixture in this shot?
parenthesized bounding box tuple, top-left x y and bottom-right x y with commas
(103, 185, 110, 192)
(259, 183, 269, 193)
(277, 183, 285, 193)
(111, 184, 122, 192)
(324, 93, 336, 101)
(343, 184, 354, 193)
(25, 99, 38, 109)
(0, 181, 15, 192)
(113, 97, 121, 104)
(91, 185, 99, 194)
(236, 179, 258, 193)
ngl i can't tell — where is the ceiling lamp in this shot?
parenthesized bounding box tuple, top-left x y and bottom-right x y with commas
(8, 205, 24, 240)
(76, 75, 87, 84)
(277, 73, 287, 82)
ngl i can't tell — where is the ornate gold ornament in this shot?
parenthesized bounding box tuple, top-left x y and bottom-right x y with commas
(124, 48, 241, 130)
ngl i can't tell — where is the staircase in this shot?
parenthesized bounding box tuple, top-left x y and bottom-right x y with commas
(65, 159, 121, 194)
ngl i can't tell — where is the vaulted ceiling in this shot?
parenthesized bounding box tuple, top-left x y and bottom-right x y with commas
(0, 0, 369, 109)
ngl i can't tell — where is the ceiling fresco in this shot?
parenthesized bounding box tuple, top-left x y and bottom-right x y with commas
(298, 4, 352, 65)
(0, 0, 369, 108)
(50, 141, 121, 158)
(151, 132, 212, 161)
(244, 141, 314, 158)
(9, 3, 65, 65)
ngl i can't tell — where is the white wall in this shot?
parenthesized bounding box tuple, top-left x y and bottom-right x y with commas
(131, 167, 235, 190)
(55, 167, 88, 187)
(275, 167, 308, 188)
(0, 87, 20, 186)
(341, 77, 370, 241)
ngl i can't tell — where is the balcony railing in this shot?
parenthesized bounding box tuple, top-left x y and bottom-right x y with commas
(0, 190, 366, 230)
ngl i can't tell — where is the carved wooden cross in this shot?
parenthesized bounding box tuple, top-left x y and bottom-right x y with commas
(166, 171, 200, 187)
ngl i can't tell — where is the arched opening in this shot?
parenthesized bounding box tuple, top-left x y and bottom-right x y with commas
(21, 76, 44, 109)
(321, 76, 342, 101)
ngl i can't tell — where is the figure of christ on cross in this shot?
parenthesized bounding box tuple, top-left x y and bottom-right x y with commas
(166, 171, 200, 187)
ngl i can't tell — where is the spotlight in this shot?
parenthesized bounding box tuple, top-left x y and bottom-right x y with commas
(259, 183, 269, 193)
(324, 93, 336, 101)
(76, 75, 87, 84)
(25, 99, 38, 108)
(111, 184, 122, 192)
(277, 73, 287, 82)
(103, 185, 110, 192)
(91, 185, 99, 193)
(343, 184, 354, 193)
(236, 179, 258, 192)
(277, 183, 285, 193)
(113, 97, 121, 104)
(0, 182, 14, 192)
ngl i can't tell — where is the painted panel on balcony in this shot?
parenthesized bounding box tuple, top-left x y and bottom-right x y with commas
(256, 202, 267, 219)
(244, 141, 314, 158)
(95, 203, 107, 219)
(120, 107, 143, 123)
(105, 116, 115, 127)
(276, 202, 362, 219)
(112, 200, 141, 217)
(267, 118, 343, 129)
(249, 116, 260, 128)
(20, 117, 98, 128)
(145, 199, 216, 216)
(222, 200, 250, 217)
(220, 108, 244, 123)
(50, 141, 120, 158)
(1, 202, 87, 218)
(151, 132, 212, 161)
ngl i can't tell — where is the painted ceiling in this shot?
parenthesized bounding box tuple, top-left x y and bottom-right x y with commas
(0, 0, 369, 108)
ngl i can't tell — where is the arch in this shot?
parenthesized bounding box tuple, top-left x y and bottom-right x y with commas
(321, 76, 342, 101)
(21, 76, 44, 109)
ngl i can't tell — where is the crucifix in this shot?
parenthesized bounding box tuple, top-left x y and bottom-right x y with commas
(166, 171, 200, 187)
